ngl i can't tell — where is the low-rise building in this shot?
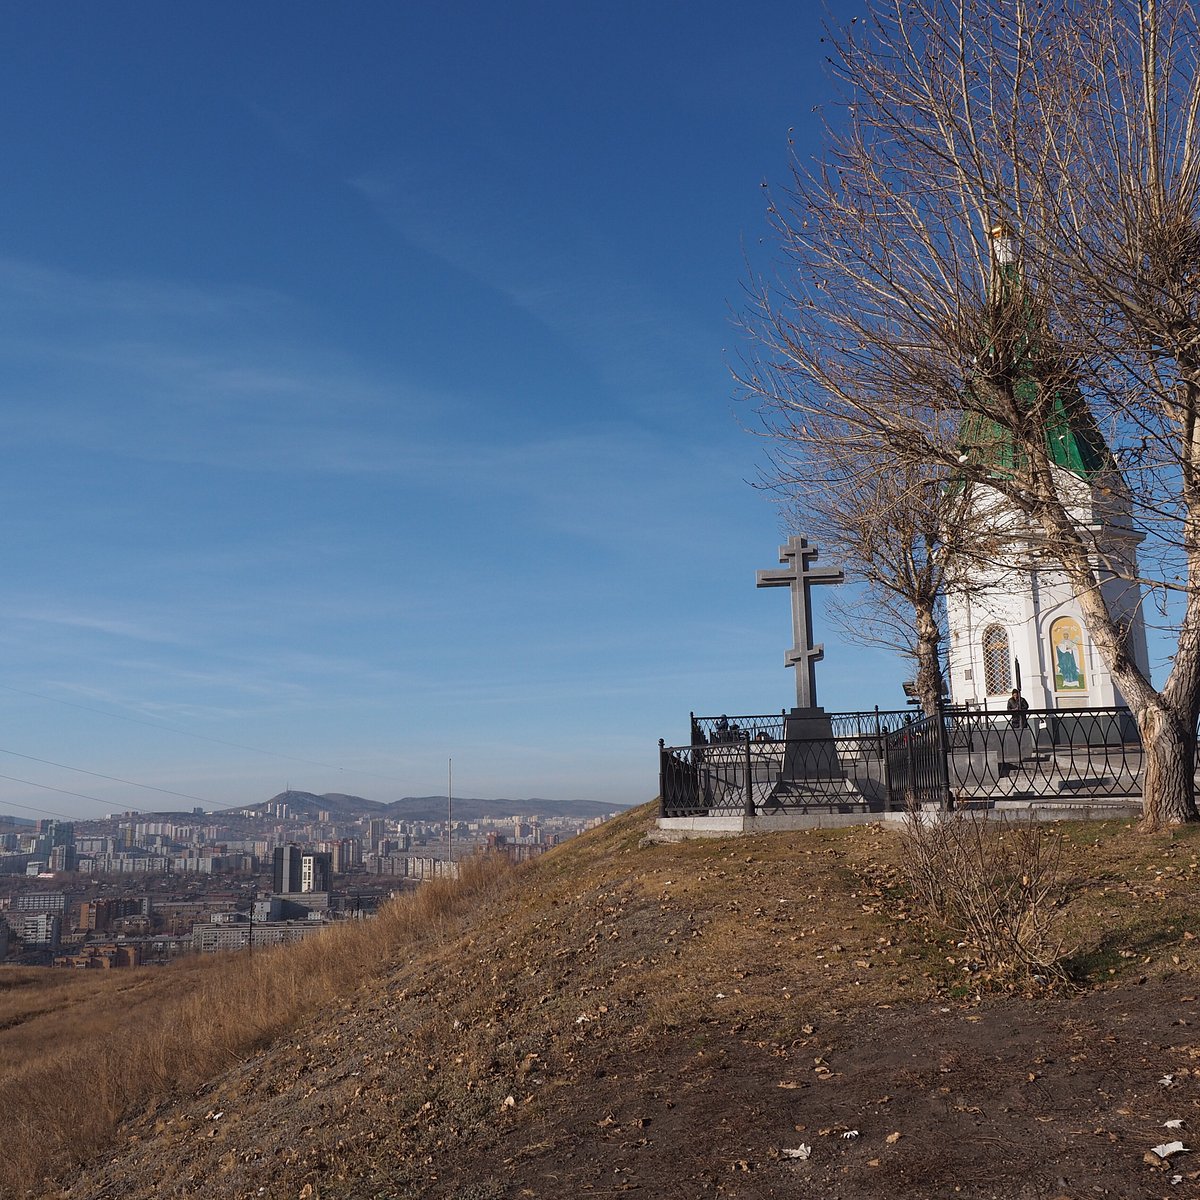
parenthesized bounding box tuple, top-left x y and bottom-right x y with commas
(190, 919, 329, 954)
(53, 942, 141, 969)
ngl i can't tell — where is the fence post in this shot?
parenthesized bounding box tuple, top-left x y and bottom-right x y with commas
(744, 733, 754, 820)
(905, 716, 916, 809)
(935, 696, 953, 810)
(882, 728, 895, 812)
(658, 739, 667, 818)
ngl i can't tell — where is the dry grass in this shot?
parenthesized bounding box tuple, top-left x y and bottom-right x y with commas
(0, 852, 514, 1199)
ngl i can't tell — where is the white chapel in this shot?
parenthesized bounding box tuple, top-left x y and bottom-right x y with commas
(944, 226, 1150, 712)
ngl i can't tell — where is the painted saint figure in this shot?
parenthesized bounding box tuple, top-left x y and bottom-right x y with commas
(1056, 636, 1081, 685)
(1049, 616, 1087, 692)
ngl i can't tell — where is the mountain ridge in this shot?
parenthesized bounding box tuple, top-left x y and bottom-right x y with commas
(249, 789, 627, 822)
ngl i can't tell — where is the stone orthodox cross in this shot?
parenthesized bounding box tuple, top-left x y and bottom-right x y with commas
(756, 535, 844, 710)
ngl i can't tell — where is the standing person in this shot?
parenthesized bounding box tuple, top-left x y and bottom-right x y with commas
(1007, 688, 1029, 730)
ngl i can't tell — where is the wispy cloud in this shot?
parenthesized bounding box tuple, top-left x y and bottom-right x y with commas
(0, 257, 458, 470)
(0, 257, 286, 321)
(3, 606, 183, 645)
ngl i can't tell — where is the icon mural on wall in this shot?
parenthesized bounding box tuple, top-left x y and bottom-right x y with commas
(1050, 616, 1086, 691)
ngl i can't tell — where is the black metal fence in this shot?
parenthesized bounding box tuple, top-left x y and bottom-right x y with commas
(691, 711, 786, 744)
(932, 705, 1142, 802)
(659, 731, 897, 817)
(884, 714, 950, 808)
(660, 705, 1145, 818)
(689, 709, 912, 746)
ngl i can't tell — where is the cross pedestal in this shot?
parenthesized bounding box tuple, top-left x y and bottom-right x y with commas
(778, 709, 842, 785)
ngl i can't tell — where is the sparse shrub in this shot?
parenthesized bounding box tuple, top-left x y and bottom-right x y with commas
(898, 808, 1067, 984)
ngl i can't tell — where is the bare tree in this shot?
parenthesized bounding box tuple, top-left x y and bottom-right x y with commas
(742, 0, 1200, 829)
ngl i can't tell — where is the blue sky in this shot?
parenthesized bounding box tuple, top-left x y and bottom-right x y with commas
(0, 0, 906, 821)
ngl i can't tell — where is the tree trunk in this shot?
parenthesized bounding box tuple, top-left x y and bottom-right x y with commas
(1069, 571, 1200, 832)
(913, 603, 945, 718)
(1136, 700, 1199, 831)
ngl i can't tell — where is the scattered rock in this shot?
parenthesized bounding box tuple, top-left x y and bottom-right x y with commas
(780, 1145, 811, 1160)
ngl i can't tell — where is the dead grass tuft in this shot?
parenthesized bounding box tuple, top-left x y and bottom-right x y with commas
(898, 809, 1067, 983)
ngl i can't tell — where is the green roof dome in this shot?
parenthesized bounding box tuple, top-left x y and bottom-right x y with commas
(959, 231, 1111, 481)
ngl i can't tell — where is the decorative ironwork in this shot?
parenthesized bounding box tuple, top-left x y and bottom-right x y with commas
(921, 705, 1141, 802)
(884, 715, 951, 807)
(691, 711, 787, 745)
(829, 710, 914, 738)
(661, 705, 1147, 818)
(691, 709, 913, 746)
(660, 727, 906, 818)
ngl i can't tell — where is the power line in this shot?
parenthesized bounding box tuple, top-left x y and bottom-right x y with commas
(0, 772, 133, 813)
(0, 747, 210, 805)
(0, 795, 89, 823)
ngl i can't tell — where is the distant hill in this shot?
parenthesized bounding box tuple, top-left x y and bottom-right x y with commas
(223, 790, 627, 823)
(262, 790, 386, 819)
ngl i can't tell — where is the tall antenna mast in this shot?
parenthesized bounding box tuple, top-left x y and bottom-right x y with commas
(447, 757, 453, 866)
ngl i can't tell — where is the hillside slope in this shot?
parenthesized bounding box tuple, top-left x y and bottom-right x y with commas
(37, 808, 1200, 1199)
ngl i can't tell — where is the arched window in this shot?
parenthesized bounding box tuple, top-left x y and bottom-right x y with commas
(982, 625, 1012, 695)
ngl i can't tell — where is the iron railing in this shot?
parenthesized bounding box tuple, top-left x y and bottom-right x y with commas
(690, 708, 915, 746)
(884, 715, 951, 808)
(691, 711, 786, 744)
(929, 706, 1142, 801)
(662, 704, 1146, 817)
(830, 709, 914, 738)
(660, 730, 898, 818)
